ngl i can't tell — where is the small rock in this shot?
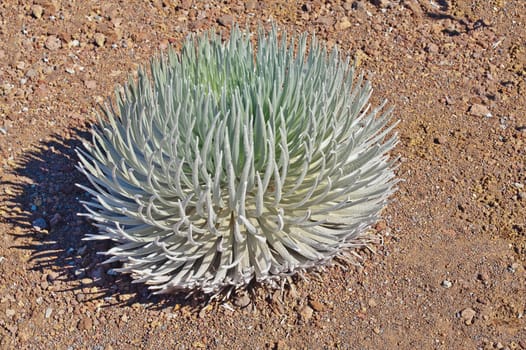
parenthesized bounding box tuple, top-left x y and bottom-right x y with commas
(47, 271, 59, 282)
(316, 16, 335, 26)
(44, 35, 61, 51)
(6, 309, 15, 318)
(433, 135, 446, 145)
(309, 299, 325, 312)
(45, 307, 53, 318)
(476, 297, 487, 305)
(245, 0, 258, 10)
(460, 307, 476, 325)
(121, 314, 129, 322)
(159, 40, 169, 50)
(40, 280, 49, 290)
(403, 0, 423, 18)
(375, 221, 387, 231)
(276, 340, 289, 350)
(31, 5, 43, 19)
(441, 280, 452, 288)
(368, 298, 378, 307)
(336, 18, 352, 31)
(217, 14, 234, 27)
(425, 42, 439, 54)
(198, 304, 212, 318)
(68, 39, 80, 47)
(26, 69, 38, 79)
(508, 262, 520, 273)
(94, 33, 106, 47)
(32, 217, 48, 230)
(299, 305, 314, 322)
(477, 272, 489, 283)
(84, 80, 97, 89)
(469, 104, 492, 118)
(234, 293, 251, 308)
(371, 0, 391, 8)
(373, 327, 381, 334)
(81, 278, 93, 286)
(78, 316, 92, 330)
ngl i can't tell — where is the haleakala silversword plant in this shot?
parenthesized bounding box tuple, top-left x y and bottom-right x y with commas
(76, 26, 398, 295)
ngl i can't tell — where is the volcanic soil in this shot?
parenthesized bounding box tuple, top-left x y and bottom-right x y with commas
(0, 0, 525, 349)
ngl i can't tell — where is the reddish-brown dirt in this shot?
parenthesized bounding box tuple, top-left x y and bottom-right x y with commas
(1, 1, 525, 349)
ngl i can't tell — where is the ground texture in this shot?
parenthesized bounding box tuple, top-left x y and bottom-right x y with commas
(0, 0, 525, 349)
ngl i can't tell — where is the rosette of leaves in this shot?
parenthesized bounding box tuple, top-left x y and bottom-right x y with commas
(77, 26, 398, 295)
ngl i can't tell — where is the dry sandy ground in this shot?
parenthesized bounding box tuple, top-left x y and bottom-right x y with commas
(0, 0, 525, 349)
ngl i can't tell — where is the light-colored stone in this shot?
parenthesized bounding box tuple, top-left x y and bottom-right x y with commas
(299, 305, 313, 321)
(32, 5, 43, 19)
(469, 104, 492, 118)
(336, 18, 352, 31)
(94, 33, 106, 47)
(44, 35, 61, 51)
(460, 307, 476, 325)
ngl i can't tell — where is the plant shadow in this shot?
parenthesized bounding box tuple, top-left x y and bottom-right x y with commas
(2, 128, 222, 311)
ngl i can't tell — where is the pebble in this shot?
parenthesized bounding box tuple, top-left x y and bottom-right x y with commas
(508, 262, 520, 273)
(234, 293, 251, 308)
(45, 35, 62, 51)
(404, 0, 423, 18)
(47, 271, 59, 282)
(309, 299, 325, 312)
(26, 68, 38, 78)
(31, 5, 43, 19)
(441, 280, 452, 288)
(84, 80, 97, 89)
(469, 104, 492, 118)
(336, 18, 352, 31)
(460, 308, 476, 325)
(477, 272, 489, 283)
(372, 0, 391, 8)
(74, 268, 86, 278)
(217, 14, 234, 27)
(94, 33, 106, 47)
(6, 309, 15, 318)
(433, 135, 446, 145)
(40, 280, 49, 290)
(78, 316, 93, 330)
(299, 305, 314, 322)
(245, 0, 257, 11)
(68, 39, 80, 47)
(45, 307, 53, 318)
(425, 42, 439, 54)
(32, 217, 48, 230)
